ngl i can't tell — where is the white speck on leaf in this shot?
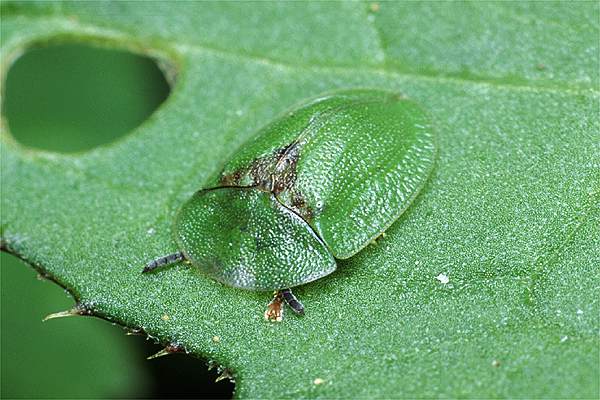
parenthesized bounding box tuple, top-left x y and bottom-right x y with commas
(436, 273, 449, 284)
(560, 336, 568, 343)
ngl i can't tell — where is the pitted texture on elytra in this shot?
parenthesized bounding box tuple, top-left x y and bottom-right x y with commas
(175, 187, 336, 290)
(218, 89, 435, 258)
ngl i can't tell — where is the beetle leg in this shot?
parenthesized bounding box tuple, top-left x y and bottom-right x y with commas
(281, 288, 305, 315)
(142, 251, 185, 273)
(264, 291, 284, 322)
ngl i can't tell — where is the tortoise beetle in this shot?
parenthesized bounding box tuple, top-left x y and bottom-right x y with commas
(143, 89, 435, 321)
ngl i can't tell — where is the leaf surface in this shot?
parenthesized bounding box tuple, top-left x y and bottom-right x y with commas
(1, 2, 598, 398)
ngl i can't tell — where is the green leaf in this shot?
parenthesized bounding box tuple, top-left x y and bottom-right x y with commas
(1, 2, 598, 398)
(1, 253, 148, 398)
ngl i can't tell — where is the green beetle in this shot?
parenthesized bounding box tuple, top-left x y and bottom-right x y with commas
(143, 89, 435, 321)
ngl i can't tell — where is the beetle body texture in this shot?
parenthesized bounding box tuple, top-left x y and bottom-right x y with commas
(172, 89, 436, 291)
(176, 187, 336, 290)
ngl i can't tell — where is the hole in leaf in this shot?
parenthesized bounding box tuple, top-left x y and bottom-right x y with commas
(2, 43, 171, 153)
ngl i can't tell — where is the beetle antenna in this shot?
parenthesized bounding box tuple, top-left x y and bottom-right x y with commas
(143, 252, 185, 273)
(281, 288, 305, 315)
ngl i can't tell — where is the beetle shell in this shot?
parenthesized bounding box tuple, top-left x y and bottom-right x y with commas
(175, 187, 335, 290)
(176, 89, 435, 290)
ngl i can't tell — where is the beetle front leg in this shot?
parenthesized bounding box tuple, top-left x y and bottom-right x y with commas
(263, 289, 304, 322)
(142, 251, 185, 273)
(281, 288, 305, 315)
(264, 291, 284, 322)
